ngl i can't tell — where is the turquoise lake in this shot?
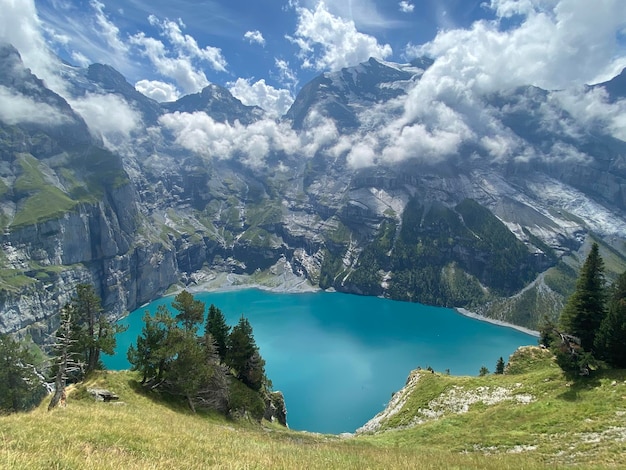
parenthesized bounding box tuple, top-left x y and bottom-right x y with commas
(102, 289, 535, 434)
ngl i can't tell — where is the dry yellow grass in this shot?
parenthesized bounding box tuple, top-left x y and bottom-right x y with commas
(0, 365, 614, 469)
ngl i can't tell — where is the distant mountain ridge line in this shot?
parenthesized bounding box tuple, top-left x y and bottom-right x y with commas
(0, 42, 625, 340)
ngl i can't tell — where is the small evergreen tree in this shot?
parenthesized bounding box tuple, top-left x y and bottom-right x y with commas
(0, 334, 46, 413)
(595, 270, 626, 368)
(559, 243, 606, 352)
(227, 316, 266, 391)
(69, 284, 125, 375)
(172, 290, 205, 333)
(495, 356, 505, 374)
(205, 304, 230, 361)
(479, 365, 489, 376)
(127, 308, 176, 384)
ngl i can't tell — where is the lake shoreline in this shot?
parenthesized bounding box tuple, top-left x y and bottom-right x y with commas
(165, 267, 540, 339)
(455, 307, 539, 338)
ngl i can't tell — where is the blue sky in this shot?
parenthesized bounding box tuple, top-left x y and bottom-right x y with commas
(33, 0, 488, 98)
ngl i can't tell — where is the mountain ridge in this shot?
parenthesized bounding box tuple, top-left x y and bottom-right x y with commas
(1, 43, 626, 340)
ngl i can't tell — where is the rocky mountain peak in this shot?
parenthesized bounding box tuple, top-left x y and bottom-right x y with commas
(162, 82, 263, 124)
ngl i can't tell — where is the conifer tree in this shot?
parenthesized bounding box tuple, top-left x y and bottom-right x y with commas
(559, 243, 606, 351)
(172, 290, 205, 333)
(127, 308, 176, 384)
(205, 304, 230, 360)
(0, 334, 45, 413)
(495, 356, 505, 374)
(227, 316, 266, 391)
(70, 284, 125, 375)
(595, 270, 626, 368)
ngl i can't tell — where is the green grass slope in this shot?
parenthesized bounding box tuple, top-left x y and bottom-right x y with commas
(1, 349, 625, 469)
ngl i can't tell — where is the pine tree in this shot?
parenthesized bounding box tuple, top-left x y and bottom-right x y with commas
(70, 284, 126, 375)
(595, 270, 626, 367)
(559, 243, 606, 351)
(172, 290, 205, 333)
(479, 366, 489, 376)
(495, 356, 505, 374)
(205, 304, 230, 360)
(127, 308, 176, 384)
(227, 316, 266, 391)
(0, 334, 45, 413)
(167, 330, 208, 413)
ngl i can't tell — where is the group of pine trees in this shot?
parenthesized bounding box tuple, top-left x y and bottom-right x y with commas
(127, 290, 269, 418)
(0, 284, 125, 413)
(542, 243, 626, 374)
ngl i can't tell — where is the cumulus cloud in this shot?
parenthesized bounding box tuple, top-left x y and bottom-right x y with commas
(159, 111, 301, 168)
(227, 78, 294, 117)
(410, 0, 626, 92)
(288, 1, 392, 71)
(398, 1, 414, 13)
(0, 0, 66, 94)
(552, 86, 626, 141)
(244, 30, 265, 46)
(158, 107, 349, 169)
(135, 79, 180, 102)
(69, 93, 142, 151)
(130, 16, 227, 94)
(0, 86, 72, 126)
(321, 0, 624, 170)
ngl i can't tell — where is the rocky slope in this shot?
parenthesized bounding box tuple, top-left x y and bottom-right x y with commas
(1, 42, 626, 338)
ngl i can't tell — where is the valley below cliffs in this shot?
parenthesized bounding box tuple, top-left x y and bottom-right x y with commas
(1, 42, 626, 340)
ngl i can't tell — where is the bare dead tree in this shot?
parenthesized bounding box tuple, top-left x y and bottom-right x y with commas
(48, 304, 84, 411)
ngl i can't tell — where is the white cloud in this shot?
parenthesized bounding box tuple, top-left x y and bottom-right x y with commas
(227, 78, 294, 117)
(0, 85, 71, 126)
(411, 0, 626, 92)
(71, 51, 91, 67)
(91, 0, 129, 56)
(149, 15, 227, 72)
(244, 30, 265, 46)
(69, 93, 142, 151)
(398, 1, 414, 13)
(130, 16, 227, 94)
(135, 79, 180, 102)
(288, 1, 392, 71)
(274, 58, 299, 91)
(159, 111, 301, 168)
(0, 0, 66, 94)
(552, 86, 626, 141)
(305, 0, 403, 30)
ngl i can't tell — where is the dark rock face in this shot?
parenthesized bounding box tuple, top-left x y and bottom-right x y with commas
(264, 391, 288, 427)
(162, 84, 264, 124)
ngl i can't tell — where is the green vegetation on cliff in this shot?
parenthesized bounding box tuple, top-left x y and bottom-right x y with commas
(339, 198, 539, 309)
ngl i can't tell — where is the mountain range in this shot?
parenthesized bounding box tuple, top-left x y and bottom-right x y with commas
(1, 41, 626, 339)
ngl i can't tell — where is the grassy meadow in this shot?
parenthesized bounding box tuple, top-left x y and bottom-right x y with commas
(1, 348, 625, 469)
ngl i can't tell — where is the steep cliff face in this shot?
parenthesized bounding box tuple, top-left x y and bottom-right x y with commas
(1, 47, 626, 337)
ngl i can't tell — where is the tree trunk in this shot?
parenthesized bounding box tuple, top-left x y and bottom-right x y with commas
(48, 355, 66, 411)
(187, 394, 196, 413)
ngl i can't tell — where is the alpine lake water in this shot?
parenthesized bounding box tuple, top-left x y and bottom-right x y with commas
(103, 289, 536, 434)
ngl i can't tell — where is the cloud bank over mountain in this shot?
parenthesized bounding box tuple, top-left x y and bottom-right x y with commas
(0, 0, 625, 172)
